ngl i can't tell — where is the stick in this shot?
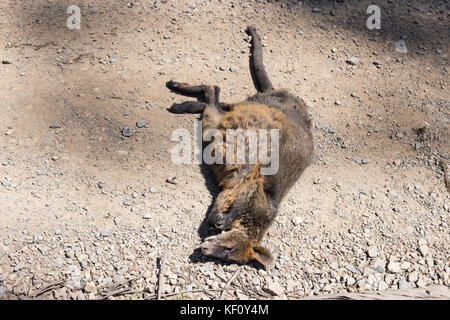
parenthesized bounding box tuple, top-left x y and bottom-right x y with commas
(219, 270, 240, 300)
(440, 160, 450, 193)
(32, 280, 65, 298)
(145, 288, 225, 300)
(156, 255, 166, 300)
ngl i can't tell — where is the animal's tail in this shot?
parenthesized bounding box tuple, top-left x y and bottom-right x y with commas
(246, 26, 274, 93)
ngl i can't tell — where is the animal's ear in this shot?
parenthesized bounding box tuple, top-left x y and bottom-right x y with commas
(251, 244, 273, 266)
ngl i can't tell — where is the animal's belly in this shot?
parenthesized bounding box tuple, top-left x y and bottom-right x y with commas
(202, 103, 290, 188)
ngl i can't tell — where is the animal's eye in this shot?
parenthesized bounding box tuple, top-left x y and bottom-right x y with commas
(223, 247, 235, 256)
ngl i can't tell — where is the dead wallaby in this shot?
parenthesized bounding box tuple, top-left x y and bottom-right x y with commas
(166, 27, 313, 266)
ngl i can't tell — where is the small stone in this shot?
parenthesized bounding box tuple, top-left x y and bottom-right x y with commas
(142, 213, 151, 219)
(377, 280, 388, 291)
(13, 262, 25, 272)
(292, 216, 303, 226)
(263, 280, 284, 296)
(1, 181, 11, 187)
(346, 264, 358, 273)
(387, 262, 401, 273)
(65, 250, 75, 259)
(53, 287, 68, 299)
(367, 246, 378, 258)
(122, 128, 132, 137)
(408, 271, 418, 283)
(347, 277, 356, 286)
(398, 279, 412, 290)
(229, 66, 237, 72)
(331, 47, 337, 53)
(136, 120, 147, 128)
(416, 278, 426, 288)
(418, 245, 429, 257)
(395, 40, 408, 54)
(100, 230, 111, 237)
(346, 57, 359, 65)
(84, 282, 97, 293)
(400, 261, 411, 270)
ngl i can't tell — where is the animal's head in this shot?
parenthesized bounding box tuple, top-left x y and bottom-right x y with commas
(200, 230, 273, 266)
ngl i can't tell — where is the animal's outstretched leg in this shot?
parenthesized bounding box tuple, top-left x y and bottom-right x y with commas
(168, 101, 206, 114)
(166, 81, 220, 107)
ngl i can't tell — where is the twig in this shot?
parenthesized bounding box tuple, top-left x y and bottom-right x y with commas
(33, 41, 55, 51)
(32, 280, 65, 298)
(73, 53, 93, 62)
(219, 270, 240, 300)
(440, 160, 450, 193)
(101, 288, 143, 299)
(156, 255, 166, 300)
(146, 288, 225, 300)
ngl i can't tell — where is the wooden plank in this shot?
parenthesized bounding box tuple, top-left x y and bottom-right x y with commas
(302, 286, 449, 300)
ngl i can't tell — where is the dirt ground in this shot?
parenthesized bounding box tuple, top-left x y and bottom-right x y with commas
(0, 0, 448, 300)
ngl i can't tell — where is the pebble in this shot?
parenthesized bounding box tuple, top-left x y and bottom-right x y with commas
(292, 216, 303, 226)
(136, 120, 147, 128)
(418, 245, 429, 257)
(398, 279, 412, 290)
(408, 272, 419, 283)
(346, 264, 358, 273)
(347, 277, 356, 286)
(263, 279, 284, 296)
(400, 261, 411, 270)
(122, 128, 132, 137)
(100, 230, 111, 237)
(84, 282, 97, 293)
(387, 262, 401, 274)
(142, 213, 152, 219)
(377, 280, 388, 291)
(346, 57, 359, 65)
(416, 278, 426, 288)
(367, 246, 378, 258)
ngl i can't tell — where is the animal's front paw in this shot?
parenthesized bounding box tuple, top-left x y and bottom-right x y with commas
(166, 80, 180, 91)
(207, 212, 225, 230)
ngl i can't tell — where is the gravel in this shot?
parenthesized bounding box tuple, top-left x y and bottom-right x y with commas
(0, 0, 448, 301)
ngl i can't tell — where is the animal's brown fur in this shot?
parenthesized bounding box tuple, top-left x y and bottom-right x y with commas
(166, 26, 313, 266)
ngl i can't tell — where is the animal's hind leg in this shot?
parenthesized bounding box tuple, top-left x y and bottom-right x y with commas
(166, 81, 220, 107)
(168, 101, 206, 114)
